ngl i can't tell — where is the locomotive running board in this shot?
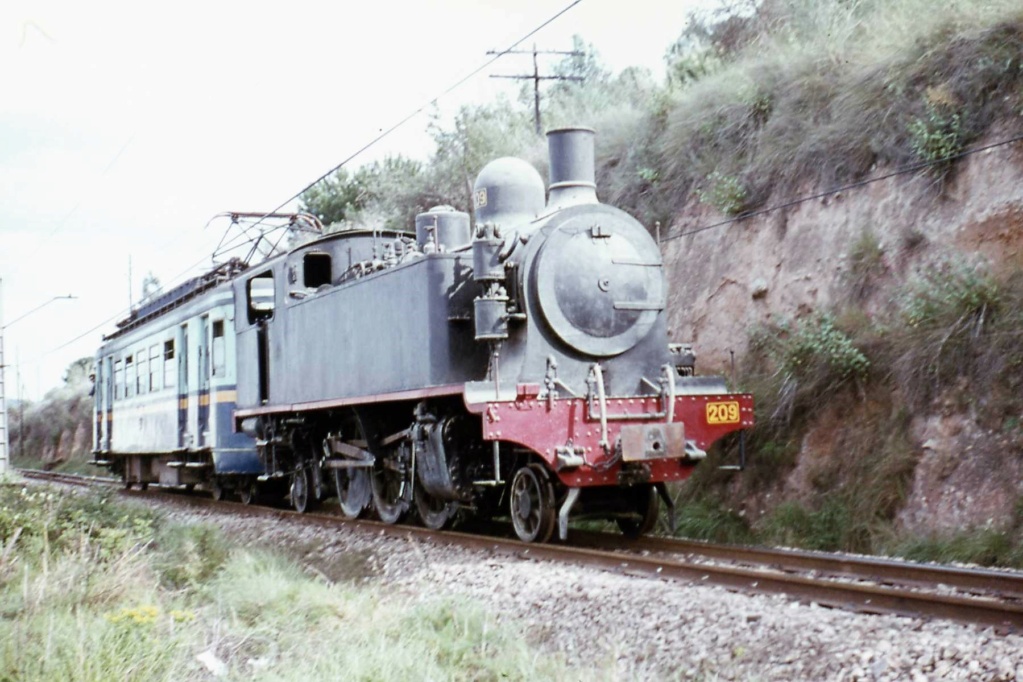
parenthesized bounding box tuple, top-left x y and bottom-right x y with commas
(234, 384, 464, 420)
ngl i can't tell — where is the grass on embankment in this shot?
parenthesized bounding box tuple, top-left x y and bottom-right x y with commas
(0, 481, 603, 681)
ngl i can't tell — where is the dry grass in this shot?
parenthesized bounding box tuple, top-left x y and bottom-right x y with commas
(650, 0, 1023, 227)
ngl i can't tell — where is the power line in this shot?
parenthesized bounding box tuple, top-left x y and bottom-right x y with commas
(43, 221, 279, 356)
(42, 0, 586, 358)
(264, 0, 584, 220)
(23, 134, 136, 264)
(661, 132, 1023, 243)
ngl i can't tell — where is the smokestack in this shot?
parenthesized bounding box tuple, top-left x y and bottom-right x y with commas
(546, 126, 597, 209)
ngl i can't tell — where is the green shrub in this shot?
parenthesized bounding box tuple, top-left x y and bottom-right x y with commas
(749, 313, 870, 426)
(672, 499, 753, 544)
(761, 500, 851, 552)
(695, 171, 749, 215)
(891, 528, 1023, 568)
(0, 487, 159, 569)
(908, 102, 963, 166)
(779, 314, 870, 382)
(153, 523, 228, 589)
(901, 256, 999, 330)
(893, 256, 1003, 406)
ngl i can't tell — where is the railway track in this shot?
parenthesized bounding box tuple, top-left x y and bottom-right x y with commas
(15, 468, 119, 488)
(18, 468, 1023, 632)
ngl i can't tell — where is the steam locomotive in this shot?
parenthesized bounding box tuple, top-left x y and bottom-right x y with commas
(92, 127, 753, 543)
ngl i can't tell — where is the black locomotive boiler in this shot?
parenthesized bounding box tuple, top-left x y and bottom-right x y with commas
(92, 127, 753, 543)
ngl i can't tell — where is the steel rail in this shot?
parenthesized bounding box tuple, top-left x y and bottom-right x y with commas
(15, 468, 119, 488)
(569, 530, 1023, 600)
(18, 469, 1023, 631)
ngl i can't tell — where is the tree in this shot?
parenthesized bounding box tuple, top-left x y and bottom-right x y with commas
(300, 155, 434, 232)
(300, 167, 373, 226)
(549, 35, 610, 91)
(664, 2, 758, 88)
(62, 357, 94, 388)
(426, 98, 538, 217)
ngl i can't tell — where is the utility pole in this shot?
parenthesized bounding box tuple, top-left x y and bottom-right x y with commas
(0, 281, 77, 475)
(17, 361, 23, 461)
(488, 44, 586, 135)
(0, 278, 7, 477)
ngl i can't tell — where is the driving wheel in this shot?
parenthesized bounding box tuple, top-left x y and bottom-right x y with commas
(335, 467, 371, 519)
(510, 464, 556, 543)
(291, 467, 313, 514)
(371, 447, 408, 525)
(414, 479, 457, 530)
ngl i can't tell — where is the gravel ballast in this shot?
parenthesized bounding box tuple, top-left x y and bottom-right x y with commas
(163, 502, 1023, 681)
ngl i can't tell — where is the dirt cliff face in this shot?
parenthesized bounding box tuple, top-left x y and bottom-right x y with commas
(15, 385, 93, 470)
(664, 135, 1023, 372)
(901, 410, 1023, 532)
(661, 133, 1023, 534)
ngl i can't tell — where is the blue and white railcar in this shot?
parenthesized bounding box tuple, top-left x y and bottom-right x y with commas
(92, 260, 261, 498)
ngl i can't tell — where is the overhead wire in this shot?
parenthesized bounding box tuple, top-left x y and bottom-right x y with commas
(43, 219, 285, 355)
(661, 131, 1023, 243)
(259, 0, 584, 220)
(43, 123, 1023, 359)
(51, 1, 1020, 364)
(41, 0, 586, 358)
(20, 133, 137, 266)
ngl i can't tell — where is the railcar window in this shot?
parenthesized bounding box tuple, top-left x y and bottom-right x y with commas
(247, 273, 275, 324)
(114, 360, 123, 401)
(125, 355, 134, 398)
(212, 320, 226, 376)
(164, 340, 175, 389)
(303, 253, 332, 288)
(106, 357, 114, 406)
(137, 348, 147, 395)
(149, 345, 161, 392)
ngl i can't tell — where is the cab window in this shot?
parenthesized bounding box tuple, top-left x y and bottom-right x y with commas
(247, 272, 275, 323)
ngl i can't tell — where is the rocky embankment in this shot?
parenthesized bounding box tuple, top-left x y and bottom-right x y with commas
(663, 134, 1023, 535)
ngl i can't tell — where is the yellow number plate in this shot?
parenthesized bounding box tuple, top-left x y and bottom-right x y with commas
(706, 401, 741, 425)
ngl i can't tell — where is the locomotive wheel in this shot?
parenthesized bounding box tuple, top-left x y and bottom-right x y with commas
(510, 464, 556, 543)
(371, 458, 407, 525)
(239, 481, 257, 506)
(210, 480, 224, 502)
(291, 468, 314, 514)
(335, 467, 371, 519)
(414, 480, 456, 531)
(616, 484, 659, 539)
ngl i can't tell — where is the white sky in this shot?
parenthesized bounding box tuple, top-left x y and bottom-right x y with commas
(1, 0, 718, 400)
